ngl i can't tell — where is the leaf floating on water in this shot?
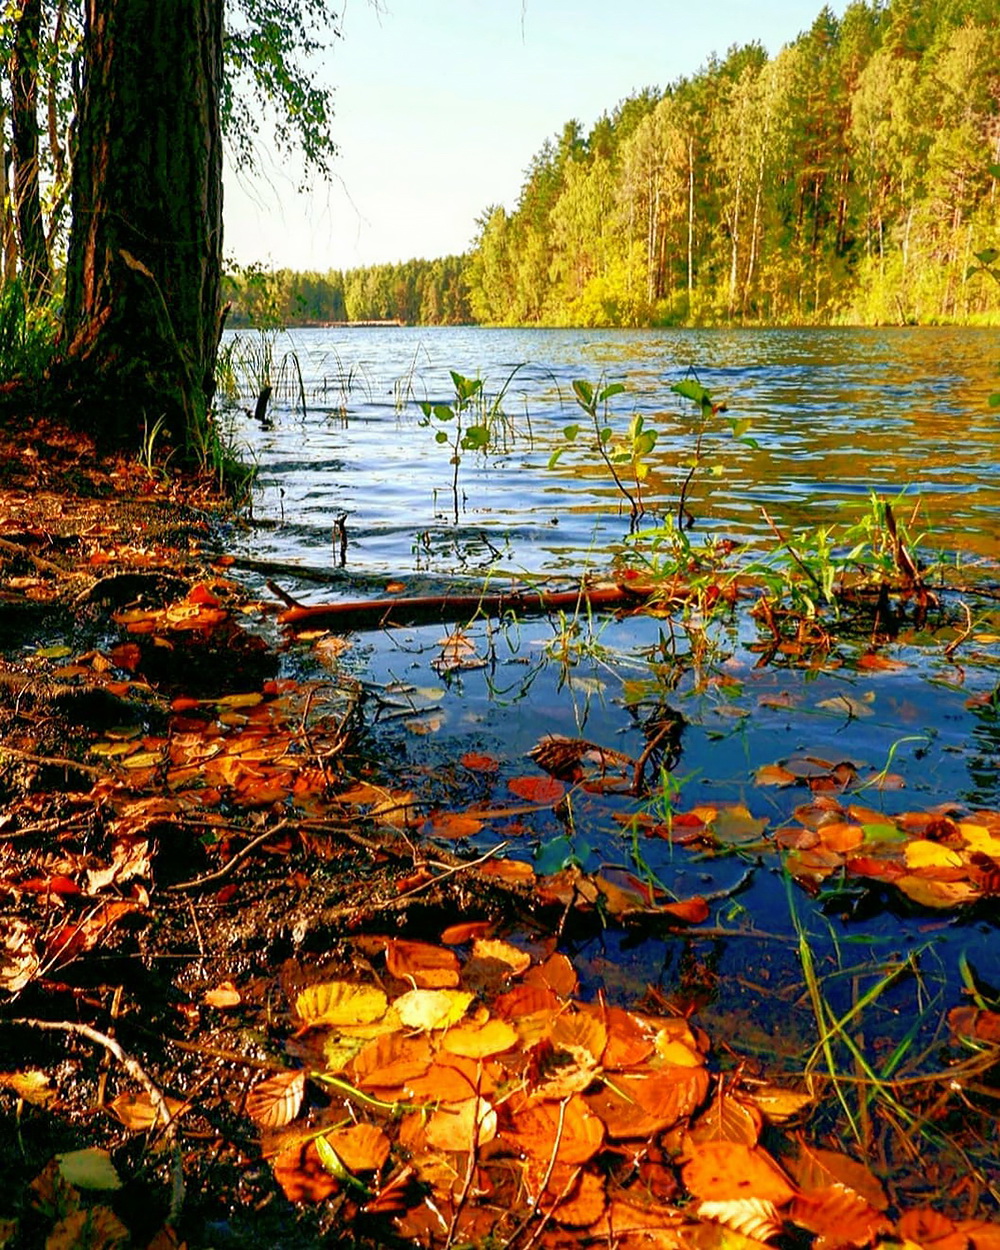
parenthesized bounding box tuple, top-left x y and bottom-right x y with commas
(507, 775, 567, 804)
(755, 763, 798, 787)
(459, 751, 500, 772)
(423, 811, 483, 840)
(816, 692, 875, 718)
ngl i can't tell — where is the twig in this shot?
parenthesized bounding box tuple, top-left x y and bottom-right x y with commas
(0, 535, 67, 576)
(164, 821, 292, 892)
(0, 745, 103, 779)
(944, 601, 974, 659)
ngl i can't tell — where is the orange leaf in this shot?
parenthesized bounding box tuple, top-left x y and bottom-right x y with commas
(507, 776, 566, 804)
(470, 937, 532, 976)
(423, 811, 484, 840)
(323, 1123, 390, 1173)
(682, 1140, 797, 1205)
(524, 953, 578, 998)
(351, 1033, 434, 1090)
(441, 920, 493, 945)
(790, 1185, 893, 1245)
(789, 1143, 887, 1211)
(386, 938, 461, 988)
(424, 1097, 497, 1152)
(506, 1094, 604, 1165)
(479, 859, 535, 884)
(460, 752, 499, 772)
(245, 1070, 305, 1130)
(440, 1019, 519, 1059)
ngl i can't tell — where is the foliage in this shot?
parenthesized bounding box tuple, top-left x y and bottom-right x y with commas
(462, 1, 1000, 327)
(549, 378, 652, 521)
(418, 366, 522, 522)
(0, 278, 58, 383)
(222, 255, 474, 327)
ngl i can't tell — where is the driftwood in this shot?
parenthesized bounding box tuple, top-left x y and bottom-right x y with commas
(278, 582, 653, 634)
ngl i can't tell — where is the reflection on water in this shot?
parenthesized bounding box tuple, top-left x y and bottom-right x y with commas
(225, 325, 1000, 583)
(228, 326, 1000, 1061)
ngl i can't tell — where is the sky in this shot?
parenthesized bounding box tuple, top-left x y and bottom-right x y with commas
(223, 0, 847, 275)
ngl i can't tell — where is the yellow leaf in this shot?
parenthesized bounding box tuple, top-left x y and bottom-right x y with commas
(903, 840, 964, 870)
(393, 988, 473, 1031)
(470, 937, 532, 976)
(440, 1018, 519, 1059)
(957, 824, 1000, 856)
(295, 982, 388, 1029)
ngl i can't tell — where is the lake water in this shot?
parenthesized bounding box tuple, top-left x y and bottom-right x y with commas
(221, 326, 1000, 1075)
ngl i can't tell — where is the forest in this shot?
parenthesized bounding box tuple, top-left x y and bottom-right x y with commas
(222, 0, 1000, 328)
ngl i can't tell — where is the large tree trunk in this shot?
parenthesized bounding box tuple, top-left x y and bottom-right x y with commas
(62, 0, 223, 453)
(10, 0, 52, 301)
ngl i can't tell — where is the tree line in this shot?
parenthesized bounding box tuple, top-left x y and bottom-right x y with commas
(234, 0, 1000, 329)
(222, 255, 473, 326)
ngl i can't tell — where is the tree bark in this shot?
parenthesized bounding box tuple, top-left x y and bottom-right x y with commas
(10, 0, 52, 300)
(61, 0, 224, 453)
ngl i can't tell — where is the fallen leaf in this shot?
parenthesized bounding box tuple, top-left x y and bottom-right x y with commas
(507, 775, 567, 804)
(245, 1070, 306, 1130)
(425, 1097, 497, 1152)
(682, 1140, 796, 1205)
(386, 938, 461, 988)
(323, 1123, 390, 1173)
(295, 982, 388, 1030)
(392, 988, 473, 1031)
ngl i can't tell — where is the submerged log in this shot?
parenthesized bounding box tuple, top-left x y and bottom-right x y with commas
(278, 581, 654, 634)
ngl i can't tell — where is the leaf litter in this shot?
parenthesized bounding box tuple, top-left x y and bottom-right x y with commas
(0, 425, 998, 1244)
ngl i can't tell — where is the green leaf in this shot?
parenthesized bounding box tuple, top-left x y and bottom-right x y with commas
(434, 430, 449, 444)
(672, 379, 711, 406)
(598, 382, 626, 402)
(633, 431, 657, 457)
(599, 426, 613, 444)
(433, 405, 454, 421)
(461, 424, 490, 450)
(57, 1149, 122, 1191)
(989, 392, 1000, 408)
(547, 449, 565, 469)
(572, 379, 594, 408)
(562, 423, 581, 441)
(974, 248, 1000, 266)
(989, 163, 1000, 180)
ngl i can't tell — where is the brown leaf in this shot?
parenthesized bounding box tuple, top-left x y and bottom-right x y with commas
(245, 1071, 305, 1130)
(385, 938, 461, 988)
(271, 1138, 339, 1203)
(424, 1097, 497, 1152)
(107, 1090, 187, 1132)
(789, 1143, 887, 1211)
(505, 1094, 605, 1165)
(507, 775, 567, 804)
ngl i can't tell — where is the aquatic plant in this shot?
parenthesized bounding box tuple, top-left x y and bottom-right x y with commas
(418, 366, 524, 523)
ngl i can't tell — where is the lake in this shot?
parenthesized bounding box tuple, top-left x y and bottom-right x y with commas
(221, 325, 1000, 1085)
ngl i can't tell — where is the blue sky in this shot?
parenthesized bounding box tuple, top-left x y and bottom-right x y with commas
(223, 0, 846, 273)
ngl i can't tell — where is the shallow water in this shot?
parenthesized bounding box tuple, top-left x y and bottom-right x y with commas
(224, 325, 1000, 1067)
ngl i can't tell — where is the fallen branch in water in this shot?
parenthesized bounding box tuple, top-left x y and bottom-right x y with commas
(278, 581, 653, 634)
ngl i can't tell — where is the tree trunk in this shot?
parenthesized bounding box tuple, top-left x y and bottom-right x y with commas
(10, 0, 52, 301)
(62, 0, 223, 453)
